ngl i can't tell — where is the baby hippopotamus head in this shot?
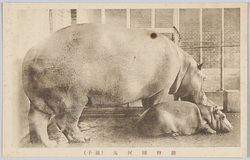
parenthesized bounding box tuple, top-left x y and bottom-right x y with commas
(200, 105, 233, 133)
(211, 106, 233, 133)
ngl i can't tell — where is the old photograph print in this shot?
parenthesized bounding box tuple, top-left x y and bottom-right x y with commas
(3, 3, 248, 157)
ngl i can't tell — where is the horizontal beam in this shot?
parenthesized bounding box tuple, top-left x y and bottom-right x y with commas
(181, 41, 215, 43)
(181, 45, 240, 49)
(142, 28, 174, 33)
(80, 107, 144, 119)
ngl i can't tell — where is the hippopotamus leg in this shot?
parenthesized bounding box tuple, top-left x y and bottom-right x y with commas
(50, 89, 88, 143)
(173, 95, 179, 101)
(141, 89, 167, 109)
(201, 124, 217, 134)
(28, 84, 88, 146)
(28, 102, 57, 147)
(141, 97, 155, 109)
(54, 103, 86, 143)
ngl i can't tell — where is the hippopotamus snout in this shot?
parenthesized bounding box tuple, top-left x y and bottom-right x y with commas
(217, 115, 233, 133)
(218, 124, 233, 133)
(211, 108, 233, 133)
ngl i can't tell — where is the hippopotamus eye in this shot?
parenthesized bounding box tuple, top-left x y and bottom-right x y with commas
(197, 63, 203, 70)
(221, 116, 225, 120)
(214, 107, 219, 115)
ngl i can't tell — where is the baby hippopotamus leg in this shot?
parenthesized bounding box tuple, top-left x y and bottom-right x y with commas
(199, 124, 217, 134)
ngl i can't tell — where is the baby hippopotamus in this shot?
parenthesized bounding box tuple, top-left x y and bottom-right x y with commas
(137, 101, 233, 137)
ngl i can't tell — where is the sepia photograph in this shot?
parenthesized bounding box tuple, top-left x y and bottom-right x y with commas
(2, 3, 248, 157)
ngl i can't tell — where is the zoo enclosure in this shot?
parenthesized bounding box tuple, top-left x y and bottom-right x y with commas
(48, 8, 240, 92)
(13, 7, 240, 112)
(9, 6, 241, 143)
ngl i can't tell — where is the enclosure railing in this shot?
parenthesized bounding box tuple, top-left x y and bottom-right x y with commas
(48, 8, 240, 106)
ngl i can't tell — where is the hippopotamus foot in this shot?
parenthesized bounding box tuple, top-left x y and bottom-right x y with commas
(171, 132, 179, 136)
(43, 140, 58, 148)
(47, 92, 89, 144)
(28, 104, 57, 147)
(55, 103, 87, 144)
(202, 124, 217, 134)
(62, 126, 85, 143)
(205, 128, 217, 134)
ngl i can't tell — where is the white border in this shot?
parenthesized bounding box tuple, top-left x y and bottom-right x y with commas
(1, 1, 249, 159)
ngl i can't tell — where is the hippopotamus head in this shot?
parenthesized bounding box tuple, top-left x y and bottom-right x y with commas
(211, 106, 233, 133)
(179, 63, 207, 104)
(199, 104, 233, 133)
(170, 59, 208, 105)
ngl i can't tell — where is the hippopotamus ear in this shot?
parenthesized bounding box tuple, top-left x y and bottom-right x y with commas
(197, 63, 203, 70)
(214, 106, 219, 115)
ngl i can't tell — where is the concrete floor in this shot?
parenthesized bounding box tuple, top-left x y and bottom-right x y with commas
(19, 91, 240, 148)
(20, 112, 240, 148)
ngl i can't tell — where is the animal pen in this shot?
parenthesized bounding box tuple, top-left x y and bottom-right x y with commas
(13, 6, 241, 146)
(47, 8, 240, 112)
(15, 7, 241, 117)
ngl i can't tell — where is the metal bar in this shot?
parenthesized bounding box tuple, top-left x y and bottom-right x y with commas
(101, 9, 105, 24)
(144, 28, 174, 33)
(49, 9, 53, 33)
(181, 45, 240, 49)
(151, 9, 155, 28)
(126, 9, 130, 107)
(71, 9, 77, 24)
(173, 9, 180, 31)
(199, 8, 203, 64)
(173, 9, 180, 45)
(181, 41, 214, 43)
(126, 9, 130, 28)
(221, 8, 225, 91)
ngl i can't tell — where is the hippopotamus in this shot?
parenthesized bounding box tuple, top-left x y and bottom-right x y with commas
(137, 101, 233, 137)
(22, 23, 208, 147)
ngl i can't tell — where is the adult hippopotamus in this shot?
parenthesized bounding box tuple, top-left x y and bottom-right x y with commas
(22, 23, 208, 147)
(137, 101, 233, 137)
